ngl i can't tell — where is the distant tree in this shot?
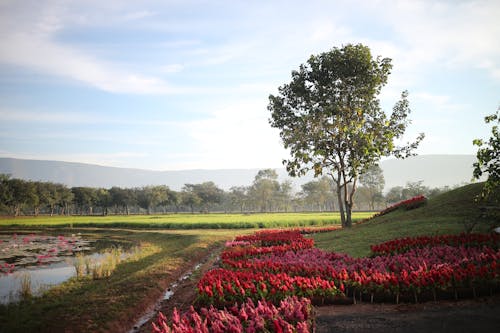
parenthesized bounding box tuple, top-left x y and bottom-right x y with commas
(181, 186, 202, 213)
(359, 165, 385, 210)
(401, 181, 428, 199)
(136, 186, 168, 214)
(166, 188, 181, 213)
(249, 169, 280, 212)
(8, 178, 37, 216)
(72, 187, 97, 215)
(181, 182, 222, 213)
(43, 182, 61, 216)
(0, 174, 13, 212)
(33, 182, 51, 216)
(385, 186, 404, 204)
(95, 188, 111, 215)
(56, 185, 73, 215)
(300, 176, 334, 211)
(277, 180, 293, 212)
(269, 44, 423, 227)
(229, 186, 248, 213)
(473, 109, 500, 202)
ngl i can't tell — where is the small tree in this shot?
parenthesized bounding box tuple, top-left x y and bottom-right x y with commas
(269, 44, 423, 227)
(473, 109, 500, 202)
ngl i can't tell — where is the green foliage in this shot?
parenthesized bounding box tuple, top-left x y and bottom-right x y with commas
(473, 108, 500, 202)
(268, 44, 423, 228)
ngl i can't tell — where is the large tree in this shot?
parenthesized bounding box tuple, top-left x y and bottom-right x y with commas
(268, 44, 423, 227)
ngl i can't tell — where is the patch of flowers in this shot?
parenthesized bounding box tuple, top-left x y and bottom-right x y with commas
(153, 228, 499, 332)
(213, 230, 499, 304)
(152, 296, 313, 333)
(377, 195, 427, 216)
(371, 233, 500, 255)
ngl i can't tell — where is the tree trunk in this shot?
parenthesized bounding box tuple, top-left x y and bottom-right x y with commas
(344, 178, 357, 227)
(344, 200, 353, 227)
(336, 187, 346, 227)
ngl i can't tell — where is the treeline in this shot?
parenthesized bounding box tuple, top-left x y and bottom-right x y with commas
(0, 168, 457, 216)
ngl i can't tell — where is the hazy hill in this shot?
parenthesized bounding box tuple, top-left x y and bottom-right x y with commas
(0, 155, 479, 191)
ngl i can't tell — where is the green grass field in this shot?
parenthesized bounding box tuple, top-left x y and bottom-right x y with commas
(313, 182, 496, 257)
(0, 212, 374, 229)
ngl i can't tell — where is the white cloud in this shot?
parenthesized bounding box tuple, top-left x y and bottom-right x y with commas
(0, 2, 181, 94)
(121, 10, 156, 22)
(160, 64, 185, 74)
(0, 32, 181, 94)
(180, 100, 288, 169)
(379, 0, 500, 79)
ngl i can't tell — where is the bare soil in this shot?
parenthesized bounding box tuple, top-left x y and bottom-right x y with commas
(315, 294, 500, 333)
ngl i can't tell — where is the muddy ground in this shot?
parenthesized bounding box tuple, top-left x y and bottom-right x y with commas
(315, 295, 500, 333)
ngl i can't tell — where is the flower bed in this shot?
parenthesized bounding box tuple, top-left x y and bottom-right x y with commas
(152, 296, 313, 333)
(212, 230, 499, 305)
(371, 233, 500, 255)
(153, 227, 499, 332)
(378, 195, 428, 215)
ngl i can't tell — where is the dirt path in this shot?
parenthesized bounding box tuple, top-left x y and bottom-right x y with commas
(133, 247, 222, 333)
(315, 294, 500, 333)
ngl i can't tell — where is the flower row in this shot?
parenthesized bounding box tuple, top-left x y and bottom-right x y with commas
(152, 296, 313, 333)
(197, 268, 339, 306)
(370, 233, 500, 255)
(377, 195, 427, 216)
(222, 245, 499, 295)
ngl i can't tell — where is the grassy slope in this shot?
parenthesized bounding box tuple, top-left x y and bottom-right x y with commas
(313, 183, 494, 257)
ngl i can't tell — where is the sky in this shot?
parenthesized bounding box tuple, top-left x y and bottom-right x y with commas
(0, 0, 499, 171)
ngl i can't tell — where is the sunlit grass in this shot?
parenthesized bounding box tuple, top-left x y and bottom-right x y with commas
(0, 212, 374, 229)
(313, 183, 492, 257)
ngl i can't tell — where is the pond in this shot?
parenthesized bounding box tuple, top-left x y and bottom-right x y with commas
(0, 233, 131, 304)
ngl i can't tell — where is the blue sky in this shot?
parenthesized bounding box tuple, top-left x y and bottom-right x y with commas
(0, 0, 499, 170)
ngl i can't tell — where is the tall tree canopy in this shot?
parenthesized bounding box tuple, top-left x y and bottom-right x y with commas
(268, 44, 423, 227)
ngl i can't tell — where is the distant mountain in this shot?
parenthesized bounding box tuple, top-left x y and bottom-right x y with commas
(0, 155, 479, 191)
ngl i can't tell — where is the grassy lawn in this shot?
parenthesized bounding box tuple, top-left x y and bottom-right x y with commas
(313, 183, 495, 257)
(0, 212, 374, 229)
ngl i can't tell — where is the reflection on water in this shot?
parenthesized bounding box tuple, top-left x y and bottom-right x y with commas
(0, 262, 75, 304)
(0, 233, 133, 304)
